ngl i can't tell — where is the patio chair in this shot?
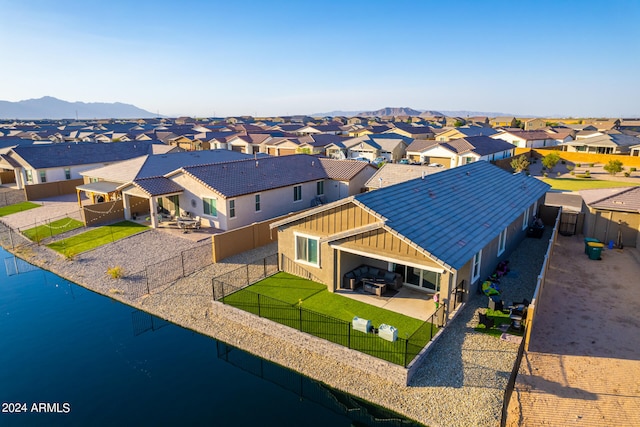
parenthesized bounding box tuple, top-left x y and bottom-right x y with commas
(478, 312, 495, 329)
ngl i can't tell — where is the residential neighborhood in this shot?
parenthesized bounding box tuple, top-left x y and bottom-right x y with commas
(1, 109, 640, 427)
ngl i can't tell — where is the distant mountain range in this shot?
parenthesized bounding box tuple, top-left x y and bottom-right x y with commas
(312, 107, 516, 118)
(0, 96, 158, 119)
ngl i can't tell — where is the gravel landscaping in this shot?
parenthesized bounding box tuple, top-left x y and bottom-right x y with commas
(0, 202, 552, 427)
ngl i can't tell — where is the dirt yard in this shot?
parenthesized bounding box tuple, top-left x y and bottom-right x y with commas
(506, 234, 640, 426)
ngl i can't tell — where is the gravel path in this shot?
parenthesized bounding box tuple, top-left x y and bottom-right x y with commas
(0, 209, 552, 427)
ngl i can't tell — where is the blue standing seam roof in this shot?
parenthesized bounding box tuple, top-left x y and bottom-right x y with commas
(354, 161, 550, 270)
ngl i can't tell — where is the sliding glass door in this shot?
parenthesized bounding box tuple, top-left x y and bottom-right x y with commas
(391, 263, 441, 293)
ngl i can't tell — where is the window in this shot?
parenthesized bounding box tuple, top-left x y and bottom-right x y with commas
(293, 185, 302, 202)
(255, 194, 261, 212)
(471, 250, 482, 283)
(64, 168, 71, 180)
(26, 170, 33, 183)
(522, 206, 531, 230)
(498, 228, 507, 256)
(203, 197, 217, 217)
(295, 234, 319, 266)
(316, 181, 324, 196)
(229, 200, 236, 218)
(39, 171, 47, 183)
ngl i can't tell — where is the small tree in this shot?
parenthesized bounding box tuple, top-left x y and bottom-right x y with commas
(541, 152, 561, 172)
(453, 120, 465, 127)
(603, 159, 624, 175)
(510, 155, 530, 173)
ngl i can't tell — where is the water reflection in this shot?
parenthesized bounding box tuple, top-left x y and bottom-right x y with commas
(0, 247, 422, 426)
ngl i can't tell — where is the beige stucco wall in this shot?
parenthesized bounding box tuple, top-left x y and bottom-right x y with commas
(583, 208, 639, 248)
(172, 172, 335, 231)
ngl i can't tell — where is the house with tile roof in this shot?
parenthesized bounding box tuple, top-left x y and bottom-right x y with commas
(364, 163, 444, 190)
(405, 136, 516, 168)
(558, 133, 640, 154)
(77, 149, 254, 205)
(579, 187, 640, 247)
(523, 118, 547, 131)
(434, 126, 497, 142)
(0, 141, 161, 190)
(490, 129, 571, 148)
(270, 161, 550, 321)
(385, 123, 434, 139)
(118, 154, 376, 230)
(341, 133, 412, 162)
(490, 116, 517, 128)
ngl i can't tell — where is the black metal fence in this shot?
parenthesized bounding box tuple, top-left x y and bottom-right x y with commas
(217, 280, 444, 367)
(127, 240, 215, 299)
(211, 253, 279, 300)
(279, 253, 324, 283)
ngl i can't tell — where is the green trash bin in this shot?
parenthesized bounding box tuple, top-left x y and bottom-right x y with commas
(587, 242, 604, 260)
(584, 237, 600, 254)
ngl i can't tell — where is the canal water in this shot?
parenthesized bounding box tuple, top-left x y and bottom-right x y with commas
(0, 248, 421, 426)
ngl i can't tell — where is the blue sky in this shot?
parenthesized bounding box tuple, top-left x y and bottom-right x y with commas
(1, 0, 639, 117)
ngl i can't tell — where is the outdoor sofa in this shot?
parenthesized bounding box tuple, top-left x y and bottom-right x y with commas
(343, 265, 403, 293)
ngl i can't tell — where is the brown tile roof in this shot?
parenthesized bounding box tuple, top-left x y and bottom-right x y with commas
(580, 187, 640, 213)
(318, 158, 375, 180)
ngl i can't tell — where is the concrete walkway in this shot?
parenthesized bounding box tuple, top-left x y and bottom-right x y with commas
(506, 234, 640, 426)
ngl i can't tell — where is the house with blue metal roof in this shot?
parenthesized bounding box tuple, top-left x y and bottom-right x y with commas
(270, 161, 550, 322)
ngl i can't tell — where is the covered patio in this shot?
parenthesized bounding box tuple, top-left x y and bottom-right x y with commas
(335, 286, 437, 321)
(118, 177, 184, 229)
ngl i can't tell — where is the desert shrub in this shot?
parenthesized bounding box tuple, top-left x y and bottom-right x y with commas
(631, 167, 637, 172)
(566, 165, 574, 171)
(107, 266, 124, 279)
(624, 172, 630, 177)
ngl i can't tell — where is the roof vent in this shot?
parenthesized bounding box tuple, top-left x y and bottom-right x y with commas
(255, 160, 259, 167)
(379, 177, 383, 188)
(422, 171, 425, 179)
(466, 171, 470, 176)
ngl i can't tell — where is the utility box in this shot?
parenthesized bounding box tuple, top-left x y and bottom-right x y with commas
(352, 317, 371, 334)
(378, 324, 398, 342)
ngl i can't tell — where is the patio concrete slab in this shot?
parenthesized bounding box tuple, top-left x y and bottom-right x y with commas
(336, 286, 437, 321)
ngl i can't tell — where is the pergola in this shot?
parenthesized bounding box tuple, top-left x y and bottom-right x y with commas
(75, 181, 121, 206)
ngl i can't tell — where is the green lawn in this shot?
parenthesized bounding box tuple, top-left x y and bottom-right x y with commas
(22, 218, 84, 241)
(223, 272, 438, 366)
(474, 308, 523, 337)
(541, 177, 640, 192)
(0, 202, 40, 216)
(46, 221, 148, 255)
